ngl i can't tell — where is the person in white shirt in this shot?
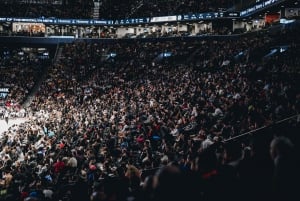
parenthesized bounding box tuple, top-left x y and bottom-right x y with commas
(4, 110, 9, 124)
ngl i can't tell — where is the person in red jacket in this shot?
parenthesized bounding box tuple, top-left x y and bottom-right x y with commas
(53, 157, 65, 174)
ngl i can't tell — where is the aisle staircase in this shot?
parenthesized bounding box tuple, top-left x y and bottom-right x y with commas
(92, 0, 101, 19)
(22, 44, 62, 108)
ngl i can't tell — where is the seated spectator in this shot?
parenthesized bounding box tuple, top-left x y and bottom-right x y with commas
(269, 136, 299, 201)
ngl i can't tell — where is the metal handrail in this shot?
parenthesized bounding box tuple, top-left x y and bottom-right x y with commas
(223, 114, 299, 143)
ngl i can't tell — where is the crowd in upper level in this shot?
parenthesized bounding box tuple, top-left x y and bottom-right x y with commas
(0, 0, 93, 19)
(0, 0, 239, 20)
(129, 0, 236, 19)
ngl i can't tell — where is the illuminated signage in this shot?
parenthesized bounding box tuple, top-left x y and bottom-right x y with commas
(93, 20, 107, 25)
(0, 17, 109, 25)
(240, 0, 284, 17)
(150, 15, 177, 23)
(114, 18, 150, 25)
(0, 88, 9, 92)
(179, 12, 240, 21)
(0, 0, 283, 26)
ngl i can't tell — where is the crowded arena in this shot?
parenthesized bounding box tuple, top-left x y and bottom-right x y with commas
(0, 0, 299, 201)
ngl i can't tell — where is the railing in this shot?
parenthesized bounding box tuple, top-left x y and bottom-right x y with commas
(223, 114, 300, 143)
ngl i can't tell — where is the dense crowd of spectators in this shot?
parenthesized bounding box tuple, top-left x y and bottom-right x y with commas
(130, 0, 236, 19)
(0, 23, 299, 201)
(0, 0, 93, 19)
(99, 0, 237, 20)
(0, 0, 273, 40)
(0, 0, 238, 20)
(0, 46, 52, 118)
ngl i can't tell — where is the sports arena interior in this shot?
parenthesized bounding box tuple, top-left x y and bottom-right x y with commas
(0, 0, 299, 201)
